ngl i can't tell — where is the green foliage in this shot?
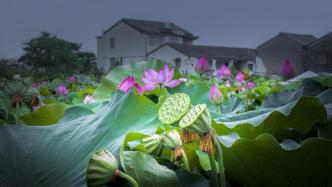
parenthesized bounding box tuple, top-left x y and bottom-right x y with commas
(218, 133, 332, 187)
(20, 102, 68, 126)
(124, 151, 180, 187)
(19, 32, 99, 79)
(1, 61, 332, 187)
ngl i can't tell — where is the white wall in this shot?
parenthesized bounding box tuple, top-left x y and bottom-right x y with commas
(147, 45, 196, 74)
(96, 21, 146, 71)
(146, 35, 184, 54)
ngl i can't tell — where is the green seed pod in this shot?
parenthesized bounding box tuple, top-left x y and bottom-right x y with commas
(142, 134, 163, 156)
(179, 104, 211, 135)
(162, 129, 182, 150)
(86, 150, 119, 187)
(158, 93, 191, 125)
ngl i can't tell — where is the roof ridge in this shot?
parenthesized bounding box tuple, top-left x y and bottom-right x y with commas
(169, 43, 256, 50)
(122, 18, 174, 25)
(279, 32, 315, 37)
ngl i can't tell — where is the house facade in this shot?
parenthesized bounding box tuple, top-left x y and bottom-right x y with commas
(97, 19, 332, 76)
(96, 18, 198, 72)
(147, 43, 256, 75)
(257, 32, 332, 76)
(307, 32, 332, 72)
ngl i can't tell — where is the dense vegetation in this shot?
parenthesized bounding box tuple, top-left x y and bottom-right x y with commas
(0, 58, 332, 187)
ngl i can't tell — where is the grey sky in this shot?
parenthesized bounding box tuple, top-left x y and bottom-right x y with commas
(1, 0, 332, 59)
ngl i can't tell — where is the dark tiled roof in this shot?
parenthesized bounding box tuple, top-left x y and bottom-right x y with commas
(158, 43, 256, 60)
(258, 32, 317, 49)
(280, 32, 317, 46)
(309, 31, 332, 47)
(104, 18, 198, 39)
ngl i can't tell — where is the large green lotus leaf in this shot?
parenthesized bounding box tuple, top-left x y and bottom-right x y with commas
(218, 133, 332, 187)
(175, 169, 209, 187)
(0, 91, 158, 186)
(94, 59, 181, 100)
(213, 96, 327, 140)
(120, 131, 150, 170)
(312, 72, 332, 87)
(20, 102, 69, 126)
(60, 106, 95, 121)
(124, 151, 180, 187)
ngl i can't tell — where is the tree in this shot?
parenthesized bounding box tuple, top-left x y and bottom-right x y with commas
(19, 32, 89, 78)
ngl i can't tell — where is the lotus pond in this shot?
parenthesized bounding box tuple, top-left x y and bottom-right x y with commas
(1, 59, 332, 187)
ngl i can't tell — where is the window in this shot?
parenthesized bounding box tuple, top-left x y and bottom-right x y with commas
(174, 58, 181, 68)
(169, 37, 178, 43)
(109, 38, 115, 49)
(247, 63, 254, 71)
(150, 37, 161, 47)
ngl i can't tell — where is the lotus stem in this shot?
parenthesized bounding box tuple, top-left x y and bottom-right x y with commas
(209, 152, 219, 187)
(214, 137, 226, 187)
(180, 148, 190, 171)
(15, 102, 19, 125)
(216, 105, 221, 114)
(118, 171, 140, 187)
(245, 84, 249, 112)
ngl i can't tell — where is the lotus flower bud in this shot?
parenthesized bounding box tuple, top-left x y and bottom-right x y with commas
(142, 134, 163, 156)
(162, 129, 182, 150)
(86, 150, 119, 187)
(195, 57, 209, 74)
(118, 76, 142, 95)
(158, 93, 191, 125)
(216, 64, 231, 79)
(179, 104, 211, 135)
(247, 82, 255, 89)
(282, 59, 295, 80)
(68, 76, 76, 83)
(84, 95, 94, 104)
(225, 80, 231, 87)
(235, 71, 245, 82)
(209, 85, 222, 105)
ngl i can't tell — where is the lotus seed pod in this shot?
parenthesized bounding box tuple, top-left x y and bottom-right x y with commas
(158, 93, 191, 125)
(179, 104, 211, 135)
(162, 129, 182, 150)
(142, 134, 163, 156)
(86, 150, 119, 187)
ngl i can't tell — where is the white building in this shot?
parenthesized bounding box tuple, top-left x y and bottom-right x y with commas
(147, 43, 257, 75)
(96, 18, 198, 72)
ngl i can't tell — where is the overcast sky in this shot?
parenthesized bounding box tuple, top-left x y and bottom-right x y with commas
(1, 0, 332, 59)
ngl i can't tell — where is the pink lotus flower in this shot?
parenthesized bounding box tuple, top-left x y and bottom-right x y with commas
(235, 71, 245, 82)
(141, 65, 181, 91)
(118, 76, 142, 95)
(217, 64, 231, 79)
(241, 86, 246, 92)
(31, 82, 38, 88)
(247, 82, 255, 89)
(68, 76, 76, 83)
(84, 95, 94, 104)
(282, 59, 295, 79)
(209, 85, 222, 105)
(56, 84, 69, 96)
(195, 57, 209, 74)
(225, 80, 231, 87)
